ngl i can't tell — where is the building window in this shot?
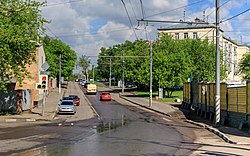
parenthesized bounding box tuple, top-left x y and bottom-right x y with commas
(193, 32, 197, 39)
(184, 33, 188, 39)
(175, 33, 179, 40)
(234, 47, 237, 56)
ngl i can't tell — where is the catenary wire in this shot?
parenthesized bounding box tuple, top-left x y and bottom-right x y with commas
(221, 7, 250, 23)
(121, 0, 139, 40)
(146, 0, 205, 19)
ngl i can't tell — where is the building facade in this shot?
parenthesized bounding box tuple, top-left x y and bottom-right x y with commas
(15, 43, 46, 109)
(158, 19, 249, 82)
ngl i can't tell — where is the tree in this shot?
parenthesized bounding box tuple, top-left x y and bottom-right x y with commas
(79, 55, 91, 80)
(153, 35, 192, 97)
(239, 52, 250, 79)
(42, 36, 77, 80)
(0, 0, 47, 90)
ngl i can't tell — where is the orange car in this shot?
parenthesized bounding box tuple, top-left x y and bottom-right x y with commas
(100, 92, 111, 101)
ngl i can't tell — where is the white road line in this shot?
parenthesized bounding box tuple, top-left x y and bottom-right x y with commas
(163, 117, 172, 122)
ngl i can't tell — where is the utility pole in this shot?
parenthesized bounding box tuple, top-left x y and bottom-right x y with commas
(149, 41, 153, 107)
(122, 51, 125, 94)
(109, 58, 112, 88)
(215, 0, 220, 125)
(59, 54, 62, 94)
(92, 64, 94, 82)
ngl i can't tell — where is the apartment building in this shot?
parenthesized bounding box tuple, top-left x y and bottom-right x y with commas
(157, 18, 249, 82)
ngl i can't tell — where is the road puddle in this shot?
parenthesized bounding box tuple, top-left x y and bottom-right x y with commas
(96, 120, 127, 133)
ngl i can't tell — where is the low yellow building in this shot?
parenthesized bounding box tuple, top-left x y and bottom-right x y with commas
(15, 43, 46, 109)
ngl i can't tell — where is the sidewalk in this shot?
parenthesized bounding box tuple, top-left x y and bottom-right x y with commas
(0, 88, 64, 123)
(118, 91, 250, 145)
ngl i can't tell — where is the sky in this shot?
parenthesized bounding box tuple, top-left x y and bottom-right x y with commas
(40, 0, 250, 65)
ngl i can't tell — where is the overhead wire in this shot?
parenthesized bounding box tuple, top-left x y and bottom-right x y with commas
(45, 25, 59, 39)
(129, 0, 138, 20)
(45, 0, 84, 7)
(139, 0, 149, 40)
(146, 0, 205, 19)
(206, 0, 231, 21)
(221, 7, 250, 23)
(121, 0, 139, 40)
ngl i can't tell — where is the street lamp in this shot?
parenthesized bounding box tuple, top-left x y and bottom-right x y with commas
(109, 57, 112, 88)
(135, 26, 153, 107)
(122, 50, 125, 94)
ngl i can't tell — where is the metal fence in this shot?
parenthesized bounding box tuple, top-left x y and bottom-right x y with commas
(183, 81, 250, 128)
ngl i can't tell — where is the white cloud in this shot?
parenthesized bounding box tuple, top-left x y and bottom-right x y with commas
(40, 0, 250, 62)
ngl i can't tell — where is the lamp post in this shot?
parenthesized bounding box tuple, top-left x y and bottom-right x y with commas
(59, 54, 62, 94)
(122, 50, 125, 94)
(109, 57, 112, 88)
(135, 27, 153, 107)
(149, 41, 153, 107)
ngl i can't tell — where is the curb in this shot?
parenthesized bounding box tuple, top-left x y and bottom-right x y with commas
(81, 87, 101, 119)
(186, 119, 250, 145)
(4, 118, 36, 122)
(119, 93, 172, 117)
(119, 93, 249, 145)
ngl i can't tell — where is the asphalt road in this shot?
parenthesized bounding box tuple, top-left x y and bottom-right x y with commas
(0, 83, 201, 156)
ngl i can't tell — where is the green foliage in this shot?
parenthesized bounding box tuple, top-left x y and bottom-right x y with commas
(97, 34, 226, 97)
(0, 0, 47, 90)
(79, 55, 91, 75)
(239, 52, 250, 79)
(42, 36, 77, 80)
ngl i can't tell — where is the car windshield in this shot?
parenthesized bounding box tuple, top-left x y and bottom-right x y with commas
(69, 95, 78, 99)
(63, 97, 73, 100)
(60, 101, 74, 105)
(102, 93, 110, 95)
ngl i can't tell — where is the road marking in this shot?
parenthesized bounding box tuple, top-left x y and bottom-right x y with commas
(5, 119, 17, 122)
(163, 117, 172, 122)
(26, 119, 36, 122)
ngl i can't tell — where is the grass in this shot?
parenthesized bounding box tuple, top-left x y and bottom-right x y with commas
(92, 81, 106, 87)
(134, 90, 183, 103)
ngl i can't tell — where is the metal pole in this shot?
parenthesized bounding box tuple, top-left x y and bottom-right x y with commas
(215, 0, 220, 125)
(42, 90, 45, 116)
(149, 41, 153, 107)
(59, 54, 61, 94)
(109, 58, 112, 88)
(92, 64, 94, 82)
(122, 51, 125, 94)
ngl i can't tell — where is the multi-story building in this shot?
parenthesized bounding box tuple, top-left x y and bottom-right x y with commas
(157, 18, 249, 82)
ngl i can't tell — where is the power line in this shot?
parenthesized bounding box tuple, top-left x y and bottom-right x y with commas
(206, 0, 231, 21)
(221, 7, 250, 23)
(45, 25, 59, 39)
(45, 0, 84, 7)
(140, 0, 146, 19)
(121, 0, 139, 40)
(129, 0, 138, 20)
(146, 0, 205, 19)
(56, 28, 131, 38)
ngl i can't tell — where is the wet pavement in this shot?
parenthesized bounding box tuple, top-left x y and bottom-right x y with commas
(0, 83, 250, 155)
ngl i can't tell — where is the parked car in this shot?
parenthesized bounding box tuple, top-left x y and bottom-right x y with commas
(125, 82, 134, 88)
(100, 92, 111, 101)
(58, 100, 76, 114)
(69, 95, 80, 106)
(62, 96, 74, 101)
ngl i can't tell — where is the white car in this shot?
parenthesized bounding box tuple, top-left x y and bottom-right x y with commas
(58, 100, 76, 114)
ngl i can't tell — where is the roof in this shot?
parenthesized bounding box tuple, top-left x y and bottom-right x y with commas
(158, 22, 223, 32)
